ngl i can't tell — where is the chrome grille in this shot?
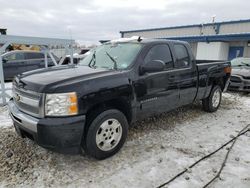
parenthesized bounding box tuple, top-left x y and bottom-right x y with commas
(243, 76, 250, 80)
(230, 76, 242, 83)
(13, 86, 44, 118)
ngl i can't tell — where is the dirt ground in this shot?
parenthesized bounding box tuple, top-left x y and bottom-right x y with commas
(0, 92, 249, 188)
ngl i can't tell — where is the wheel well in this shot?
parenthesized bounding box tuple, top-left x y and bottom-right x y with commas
(213, 77, 224, 90)
(85, 97, 132, 127)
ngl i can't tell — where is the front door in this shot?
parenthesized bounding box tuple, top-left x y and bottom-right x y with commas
(24, 52, 44, 72)
(3, 52, 26, 79)
(135, 44, 180, 118)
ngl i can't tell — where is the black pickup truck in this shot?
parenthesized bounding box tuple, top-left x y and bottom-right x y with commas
(8, 38, 231, 159)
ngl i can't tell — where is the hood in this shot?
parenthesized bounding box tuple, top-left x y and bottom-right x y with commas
(232, 67, 250, 77)
(15, 65, 121, 92)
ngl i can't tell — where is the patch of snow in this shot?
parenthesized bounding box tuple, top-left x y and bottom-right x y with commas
(0, 92, 249, 187)
(0, 82, 12, 104)
(0, 106, 12, 128)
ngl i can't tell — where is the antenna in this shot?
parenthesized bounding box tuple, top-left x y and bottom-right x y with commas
(212, 15, 216, 23)
(67, 25, 74, 64)
(200, 22, 205, 35)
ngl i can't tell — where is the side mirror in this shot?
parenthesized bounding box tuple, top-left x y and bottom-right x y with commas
(140, 60, 165, 74)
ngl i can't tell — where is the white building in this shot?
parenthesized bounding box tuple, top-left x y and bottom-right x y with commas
(120, 19, 250, 60)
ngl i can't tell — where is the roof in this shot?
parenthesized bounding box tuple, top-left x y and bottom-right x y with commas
(163, 33, 250, 42)
(0, 35, 74, 46)
(120, 19, 250, 34)
(137, 38, 187, 44)
(102, 37, 188, 46)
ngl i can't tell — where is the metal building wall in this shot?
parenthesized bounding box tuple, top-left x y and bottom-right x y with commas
(189, 42, 198, 56)
(220, 22, 250, 34)
(123, 27, 201, 38)
(196, 42, 229, 60)
(121, 20, 250, 60)
(122, 20, 250, 38)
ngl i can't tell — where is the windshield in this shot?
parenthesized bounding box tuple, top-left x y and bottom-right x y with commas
(79, 42, 142, 70)
(231, 58, 250, 68)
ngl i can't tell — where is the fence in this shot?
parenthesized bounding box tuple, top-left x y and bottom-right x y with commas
(0, 35, 75, 106)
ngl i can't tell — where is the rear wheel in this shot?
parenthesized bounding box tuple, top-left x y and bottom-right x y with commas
(83, 109, 128, 160)
(202, 85, 222, 112)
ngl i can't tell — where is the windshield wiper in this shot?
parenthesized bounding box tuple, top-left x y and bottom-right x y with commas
(105, 51, 118, 70)
(88, 51, 96, 68)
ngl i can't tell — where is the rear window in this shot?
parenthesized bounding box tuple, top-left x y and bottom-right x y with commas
(174, 44, 190, 68)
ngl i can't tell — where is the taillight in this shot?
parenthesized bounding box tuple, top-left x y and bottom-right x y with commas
(224, 67, 231, 73)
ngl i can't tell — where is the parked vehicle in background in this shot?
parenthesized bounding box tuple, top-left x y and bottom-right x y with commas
(228, 57, 250, 93)
(8, 38, 231, 160)
(60, 53, 88, 65)
(1, 50, 59, 81)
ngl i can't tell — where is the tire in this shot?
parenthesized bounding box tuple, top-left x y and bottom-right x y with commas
(83, 109, 128, 160)
(202, 85, 222, 112)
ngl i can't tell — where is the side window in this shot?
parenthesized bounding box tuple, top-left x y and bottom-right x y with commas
(25, 52, 44, 60)
(5, 53, 25, 62)
(144, 44, 173, 69)
(174, 44, 190, 68)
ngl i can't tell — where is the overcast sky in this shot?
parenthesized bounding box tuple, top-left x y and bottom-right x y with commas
(0, 0, 249, 45)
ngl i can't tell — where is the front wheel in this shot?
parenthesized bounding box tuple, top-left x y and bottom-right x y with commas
(83, 109, 128, 160)
(202, 85, 222, 112)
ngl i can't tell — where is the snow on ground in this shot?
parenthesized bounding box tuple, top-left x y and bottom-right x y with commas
(0, 82, 12, 108)
(0, 92, 249, 188)
(0, 82, 12, 128)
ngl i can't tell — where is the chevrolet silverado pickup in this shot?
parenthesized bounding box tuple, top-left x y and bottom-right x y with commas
(8, 38, 231, 159)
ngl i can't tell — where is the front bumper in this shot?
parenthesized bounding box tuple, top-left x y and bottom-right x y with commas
(228, 76, 250, 92)
(8, 99, 86, 154)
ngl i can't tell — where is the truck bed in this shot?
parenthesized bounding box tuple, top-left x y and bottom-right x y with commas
(195, 60, 231, 100)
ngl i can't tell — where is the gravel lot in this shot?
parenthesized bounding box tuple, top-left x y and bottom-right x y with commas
(0, 92, 249, 188)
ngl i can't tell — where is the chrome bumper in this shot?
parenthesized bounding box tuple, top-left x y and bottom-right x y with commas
(8, 100, 38, 133)
(229, 81, 250, 92)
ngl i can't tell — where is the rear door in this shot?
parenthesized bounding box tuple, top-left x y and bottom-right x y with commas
(2, 52, 26, 79)
(24, 52, 44, 71)
(172, 43, 198, 105)
(135, 43, 180, 118)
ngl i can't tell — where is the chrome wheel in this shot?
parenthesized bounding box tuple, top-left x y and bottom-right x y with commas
(96, 118, 122, 151)
(212, 89, 221, 108)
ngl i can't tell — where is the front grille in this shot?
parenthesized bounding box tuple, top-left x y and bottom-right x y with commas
(230, 76, 242, 83)
(229, 85, 239, 89)
(243, 76, 250, 80)
(13, 85, 43, 118)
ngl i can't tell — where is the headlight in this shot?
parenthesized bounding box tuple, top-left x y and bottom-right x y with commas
(45, 92, 78, 116)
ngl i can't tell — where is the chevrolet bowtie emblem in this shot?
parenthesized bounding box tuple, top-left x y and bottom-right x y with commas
(15, 94, 21, 101)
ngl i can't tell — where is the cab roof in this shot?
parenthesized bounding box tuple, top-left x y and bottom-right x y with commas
(107, 37, 188, 45)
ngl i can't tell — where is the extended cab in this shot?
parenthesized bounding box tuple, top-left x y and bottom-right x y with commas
(8, 38, 231, 159)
